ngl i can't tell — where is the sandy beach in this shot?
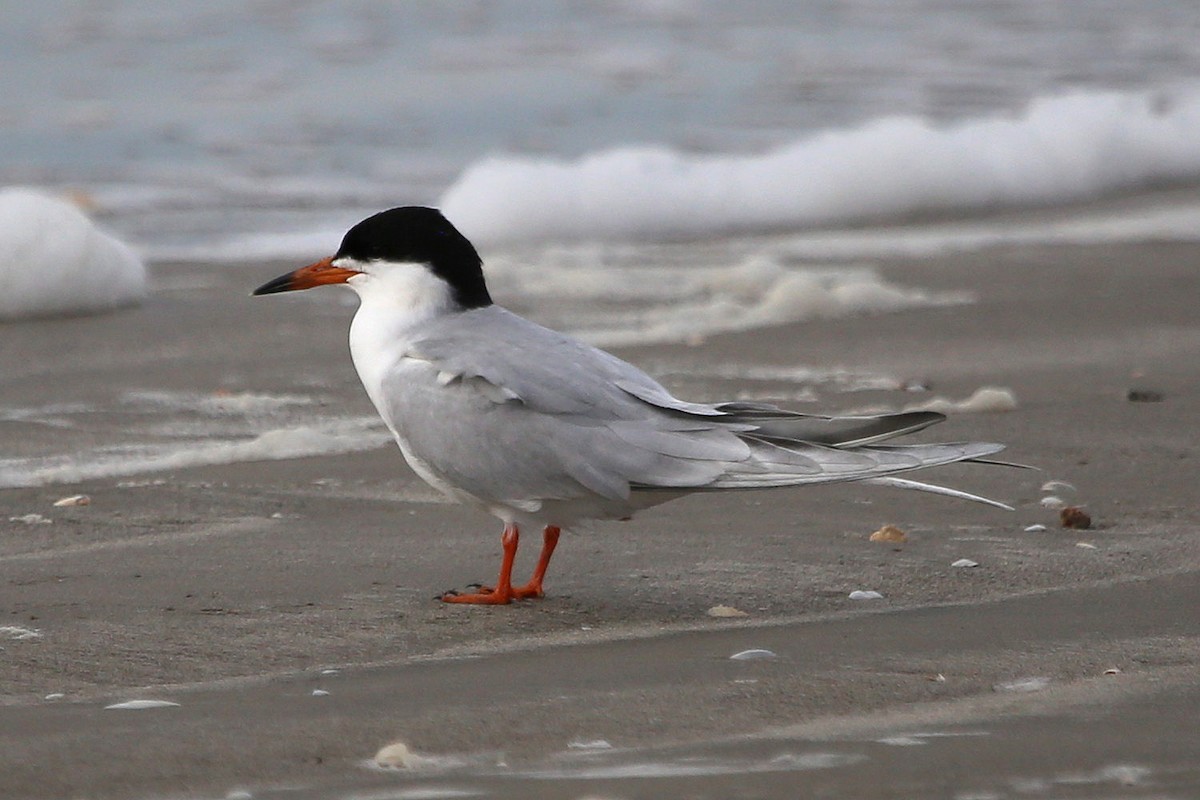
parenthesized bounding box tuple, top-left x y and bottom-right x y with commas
(2, 236, 1198, 798)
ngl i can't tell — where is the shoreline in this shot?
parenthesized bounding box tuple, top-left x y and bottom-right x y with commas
(1, 237, 1198, 797)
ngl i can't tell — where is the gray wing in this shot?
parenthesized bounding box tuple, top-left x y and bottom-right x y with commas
(393, 307, 746, 504)
(397, 306, 1007, 507)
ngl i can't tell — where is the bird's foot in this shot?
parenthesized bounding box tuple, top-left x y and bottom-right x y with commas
(439, 585, 516, 605)
(437, 580, 544, 603)
(510, 579, 546, 600)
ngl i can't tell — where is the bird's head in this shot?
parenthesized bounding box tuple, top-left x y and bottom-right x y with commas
(252, 206, 492, 311)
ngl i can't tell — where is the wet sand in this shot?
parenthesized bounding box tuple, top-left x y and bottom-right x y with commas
(2, 239, 1198, 798)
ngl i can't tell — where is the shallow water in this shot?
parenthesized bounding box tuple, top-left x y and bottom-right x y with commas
(5, 1, 1200, 256)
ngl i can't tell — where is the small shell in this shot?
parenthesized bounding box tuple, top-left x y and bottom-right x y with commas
(1040, 496, 1066, 509)
(706, 605, 749, 618)
(1060, 506, 1092, 529)
(1039, 480, 1075, 494)
(951, 558, 979, 568)
(311, 689, 330, 697)
(374, 741, 419, 770)
(105, 699, 180, 710)
(567, 739, 613, 750)
(729, 648, 778, 661)
(848, 590, 884, 600)
(1075, 542, 1098, 549)
(869, 524, 908, 543)
(1024, 524, 1048, 532)
(1104, 667, 1122, 675)
(53, 494, 91, 507)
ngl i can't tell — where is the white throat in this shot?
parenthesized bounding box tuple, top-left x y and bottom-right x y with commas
(346, 260, 459, 417)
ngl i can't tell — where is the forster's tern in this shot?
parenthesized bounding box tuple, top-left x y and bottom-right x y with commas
(254, 206, 1012, 604)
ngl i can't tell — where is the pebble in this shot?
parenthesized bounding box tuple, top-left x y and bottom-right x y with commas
(848, 590, 884, 600)
(1060, 506, 1092, 529)
(1126, 388, 1164, 402)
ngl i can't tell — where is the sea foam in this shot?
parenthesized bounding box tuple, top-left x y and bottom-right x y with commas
(441, 87, 1200, 245)
(0, 188, 146, 320)
(0, 419, 390, 489)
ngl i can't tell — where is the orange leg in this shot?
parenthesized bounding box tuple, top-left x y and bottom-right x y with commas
(441, 523, 520, 605)
(511, 525, 561, 600)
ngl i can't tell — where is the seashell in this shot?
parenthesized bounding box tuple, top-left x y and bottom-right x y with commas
(374, 741, 419, 769)
(729, 648, 777, 661)
(951, 558, 979, 568)
(105, 699, 180, 710)
(848, 590, 884, 600)
(706, 605, 749, 618)
(869, 524, 908, 543)
(53, 494, 91, 507)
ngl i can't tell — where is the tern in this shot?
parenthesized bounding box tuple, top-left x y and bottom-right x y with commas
(254, 206, 1012, 604)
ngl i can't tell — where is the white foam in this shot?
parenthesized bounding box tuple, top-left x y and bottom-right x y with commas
(905, 387, 1018, 415)
(122, 390, 317, 417)
(0, 419, 390, 489)
(441, 87, 1200, 246)
(0, 188, 146, 319)
(490, 248, 969, 347)
(521, 751, 864, 780)
(774, 201, 1200, 260)
(0, 625, 43, 640)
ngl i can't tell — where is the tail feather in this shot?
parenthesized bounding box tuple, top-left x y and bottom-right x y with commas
(863, 475, 1014, 510)
(697, 440, 1008, 490)
(624, 386, 1022, 509)
(715, 408, 947, 447)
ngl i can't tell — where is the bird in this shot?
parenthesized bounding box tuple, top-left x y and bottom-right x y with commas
(253, 206, 1013, 605)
